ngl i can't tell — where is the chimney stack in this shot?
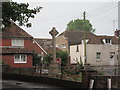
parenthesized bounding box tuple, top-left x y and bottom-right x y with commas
(115, 29, 120, 38)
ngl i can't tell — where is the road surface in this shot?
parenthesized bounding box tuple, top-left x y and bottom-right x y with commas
(2, 80, 68, 90)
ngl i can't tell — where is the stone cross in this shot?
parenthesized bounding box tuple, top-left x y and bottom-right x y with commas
(49, 27, 58, 63)
(48, 27, 61, 77)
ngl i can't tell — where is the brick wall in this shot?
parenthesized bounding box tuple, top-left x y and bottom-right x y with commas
(1, 39, 11, 46)
(2, 55, 33, 67)
(24, 39, 45, 54)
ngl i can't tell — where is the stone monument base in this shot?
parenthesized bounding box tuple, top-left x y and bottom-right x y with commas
(48, 63, 61, 77)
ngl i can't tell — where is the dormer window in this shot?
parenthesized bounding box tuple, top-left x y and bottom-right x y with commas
(102, 39, 111, 44)
(82, 39, 89, 44)
(106, 39, 111, 43)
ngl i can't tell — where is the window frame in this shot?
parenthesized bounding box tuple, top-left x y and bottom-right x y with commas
(105, 39, 111, 44)
(102, 39, 111, 44)
(14, 54, 27, 63)
(61, 44, 66, 48)
(76, 45, 79, 52)
(96, 52, 101, 62)
(12, 38, 24, 46)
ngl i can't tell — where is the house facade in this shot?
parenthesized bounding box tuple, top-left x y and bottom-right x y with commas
(56, 36, 69, 51)
(0, 23, 47, 67)
(56, 30, 95, 52)
(70, 30, 120, 67)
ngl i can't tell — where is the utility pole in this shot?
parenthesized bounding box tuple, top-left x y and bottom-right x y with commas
(0, 2, 2, 29)
(118, 1, 120, 30)
(83, 11, 87, 69)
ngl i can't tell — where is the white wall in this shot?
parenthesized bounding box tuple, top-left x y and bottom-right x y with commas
(70, 45, 84, 64)
(70, 44, 119, 66)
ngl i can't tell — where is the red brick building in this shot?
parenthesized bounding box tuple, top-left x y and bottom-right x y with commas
(0, 23, 47, 67)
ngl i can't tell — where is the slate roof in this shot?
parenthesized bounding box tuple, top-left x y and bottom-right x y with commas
(58, 30, 96, 45)
(85, 35, 120, 45)
(34, 38, 52, 48)
(1, 47, 33, 54)
(1, 23, 33, 39)
(59, 30, 120, 45)
(44, 46, 62, 54)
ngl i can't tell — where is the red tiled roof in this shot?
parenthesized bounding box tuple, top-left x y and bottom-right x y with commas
(1, 23, 33, 39)
(1, 47, 33, 54)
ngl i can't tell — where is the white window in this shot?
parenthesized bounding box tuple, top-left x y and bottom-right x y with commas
(61, 44, 66, 48)
(96, 52, 101, 61)
(12, 39, 24, 46)
(56, 44, 58, 47)
(105, 39, 111, 44)
(102, 39, 111, 44)
(81, 39, 89, 44)
(14, 54, 27, 63)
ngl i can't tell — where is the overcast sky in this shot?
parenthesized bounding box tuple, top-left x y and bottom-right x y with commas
(12, 0, 119, 39)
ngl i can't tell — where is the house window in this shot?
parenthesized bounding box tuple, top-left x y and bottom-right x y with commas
(102, 39, 111, 44)
(82, 39, 89, 44)
(14, 54, 27, 63)
(61, 44, 66, 48)
(96, 52, 101, 61)
(76, 45, 79, 52)
(105, 39, 111, 44)
(12, 39, 24, 46)
(56, 44, 58, 47)
(109, 52, 115, 59)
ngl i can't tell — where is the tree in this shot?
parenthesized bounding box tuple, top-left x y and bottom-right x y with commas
(2, 2, 42, 28)
(43, 51, 68, 66)
(43, 51, 69, 78)
(56, 51, 68, 66)
(43, 53, 52, 65)
(56, 51, 68, 78)
(66, 18, 95, 32)
(32, 53, 41, 66)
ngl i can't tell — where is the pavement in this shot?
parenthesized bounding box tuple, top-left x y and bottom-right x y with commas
(2, 80, 69, 90)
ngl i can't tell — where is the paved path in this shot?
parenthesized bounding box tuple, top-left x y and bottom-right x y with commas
(2, 80, 68, 90)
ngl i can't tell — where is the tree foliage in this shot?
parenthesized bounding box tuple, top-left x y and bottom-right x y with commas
(43, 51, 68, 66)
(66, 19, 95, 32)
(56, 51, 68, 66)
(43, 53, 52, 65)
(32, 53, 41, 66)
(2, 2, 42, 28)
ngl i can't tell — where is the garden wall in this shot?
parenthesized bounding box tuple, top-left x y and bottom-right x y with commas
(90, 75, 120, 89)
(2, 72, 83, 88)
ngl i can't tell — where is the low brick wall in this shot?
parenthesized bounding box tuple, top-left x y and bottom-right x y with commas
(2, 72, 83, 88)
(2, 66, 36, 75)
